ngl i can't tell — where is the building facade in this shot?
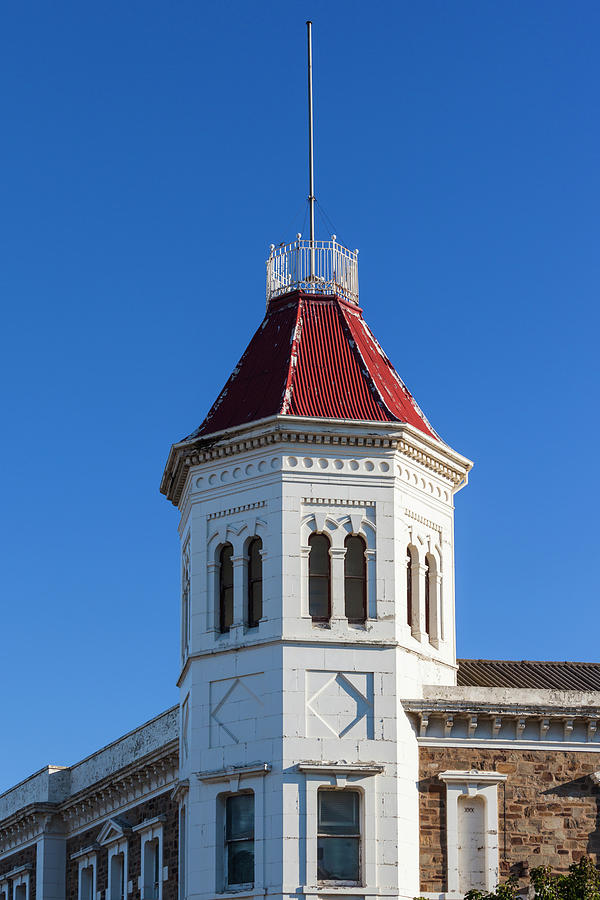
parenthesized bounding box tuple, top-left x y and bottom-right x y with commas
(2, 238, 599, 900)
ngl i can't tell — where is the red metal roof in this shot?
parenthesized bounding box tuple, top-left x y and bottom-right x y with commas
(189, 291, 437, 440)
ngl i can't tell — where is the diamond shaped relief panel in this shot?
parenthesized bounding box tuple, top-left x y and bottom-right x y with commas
(306, 671, 374, 739)
(210, 673, 264, 747)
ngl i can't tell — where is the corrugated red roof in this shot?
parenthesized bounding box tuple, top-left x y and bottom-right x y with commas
(189, 291, 437, 440)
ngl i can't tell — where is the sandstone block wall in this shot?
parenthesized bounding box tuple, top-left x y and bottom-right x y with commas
(419, 747, 600, 892)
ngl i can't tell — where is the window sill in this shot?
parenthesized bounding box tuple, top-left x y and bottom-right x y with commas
(216, 890, 265, 898)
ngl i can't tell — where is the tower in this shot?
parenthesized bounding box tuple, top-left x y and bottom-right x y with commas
(160, 24, 472, 900)
(161, 243, 471, 900)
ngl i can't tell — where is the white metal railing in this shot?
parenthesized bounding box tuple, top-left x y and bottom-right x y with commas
(266, 236, 359, 305)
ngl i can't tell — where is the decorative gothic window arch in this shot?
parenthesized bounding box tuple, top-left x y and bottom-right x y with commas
(219, 543, 234, 633)
(300, 509, 376, 624)
(344, 533, 367, 624)
(308, 532, 331, 622)
(246, 536, 263, 628)
(207, 517, 267, 637)
(406, 544, 417, 632)
(425, 552, 438, 642)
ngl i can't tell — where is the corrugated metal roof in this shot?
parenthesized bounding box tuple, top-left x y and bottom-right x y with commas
(457, 658, 600, 691)
(189, 291, 437, 440)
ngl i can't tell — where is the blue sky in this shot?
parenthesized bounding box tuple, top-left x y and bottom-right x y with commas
(1, 1, 598, 791)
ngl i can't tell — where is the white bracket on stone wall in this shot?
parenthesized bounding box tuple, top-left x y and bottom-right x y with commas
(564, 718, 574, 741)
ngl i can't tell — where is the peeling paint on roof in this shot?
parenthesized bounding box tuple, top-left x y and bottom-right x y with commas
(187, 291, 438, 441)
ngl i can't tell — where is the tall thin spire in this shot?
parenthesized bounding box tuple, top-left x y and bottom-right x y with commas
(306, 20, 315, 277)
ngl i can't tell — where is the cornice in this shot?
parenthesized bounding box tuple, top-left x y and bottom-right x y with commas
(61, 741, 179, 833)
(0, 740, 179, 854)
(162, 417, 472, 506)
(0, 804, 59, 856)
(404, 699, 600, 745)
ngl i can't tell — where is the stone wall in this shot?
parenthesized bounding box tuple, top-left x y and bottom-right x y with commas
(66, 792, 178, 900)
(419, 747, 600, 892)
(0, 845, 36, 899)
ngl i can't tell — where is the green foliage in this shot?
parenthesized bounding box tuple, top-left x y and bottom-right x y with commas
(531, 857, 600, 900)
(414, 857, 600, 900)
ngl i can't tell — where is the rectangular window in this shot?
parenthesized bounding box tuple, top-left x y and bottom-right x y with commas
(225, 793, 254, 888)
(317, 790, 360, 883)
(14, 888, 27, 900)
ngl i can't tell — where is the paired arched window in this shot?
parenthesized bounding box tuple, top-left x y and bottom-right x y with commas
(219, 543, 234, 633)
(344, 534, 366, 624)
(406, 546, 436, 641)
(219, 538, 263, 633)
(309, 533, 331, 622)
(247, 537, 263, 628)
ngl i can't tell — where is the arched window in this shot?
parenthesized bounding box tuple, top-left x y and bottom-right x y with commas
(344, 534, 366, 624)
(406, 547, 413, 628)
(219, 543, 234, 633)
(309, 533, 331, 622)
(425, 555, 431, 637)
(247, 537, 262, 628)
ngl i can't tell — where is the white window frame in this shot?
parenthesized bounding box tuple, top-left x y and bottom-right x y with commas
(11, 873, 29, 900)
(133, 816, 166, 900)
(75, 852, 97, 900)
(221, 790, 255, 891)
(195, 762, 270, 896)
(317, 787, 362, 885)
(0, 880, 9, 900)
(297, 763, 382, 890)
(107, 840, 129, 900)
(439, 770, 507, 895)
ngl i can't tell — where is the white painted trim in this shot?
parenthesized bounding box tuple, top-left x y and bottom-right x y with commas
(70, 844, 100, 861)
(204, 776, 265, 894)
(64, 782, 176, 840)
(10, 871, 29, 900)
(76, 853, 97, 900)
(195, 763, 271, 784)
(300, 769, 379, 891)
(419, 738, 600, 752)
(439, 771, 505, 895)
(107, 840, 129, 900)
(132, 815, 166, 834)
(439, 770, 507, 785)
(297, 764, 383, 776)
(135, 818, 165, 900)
